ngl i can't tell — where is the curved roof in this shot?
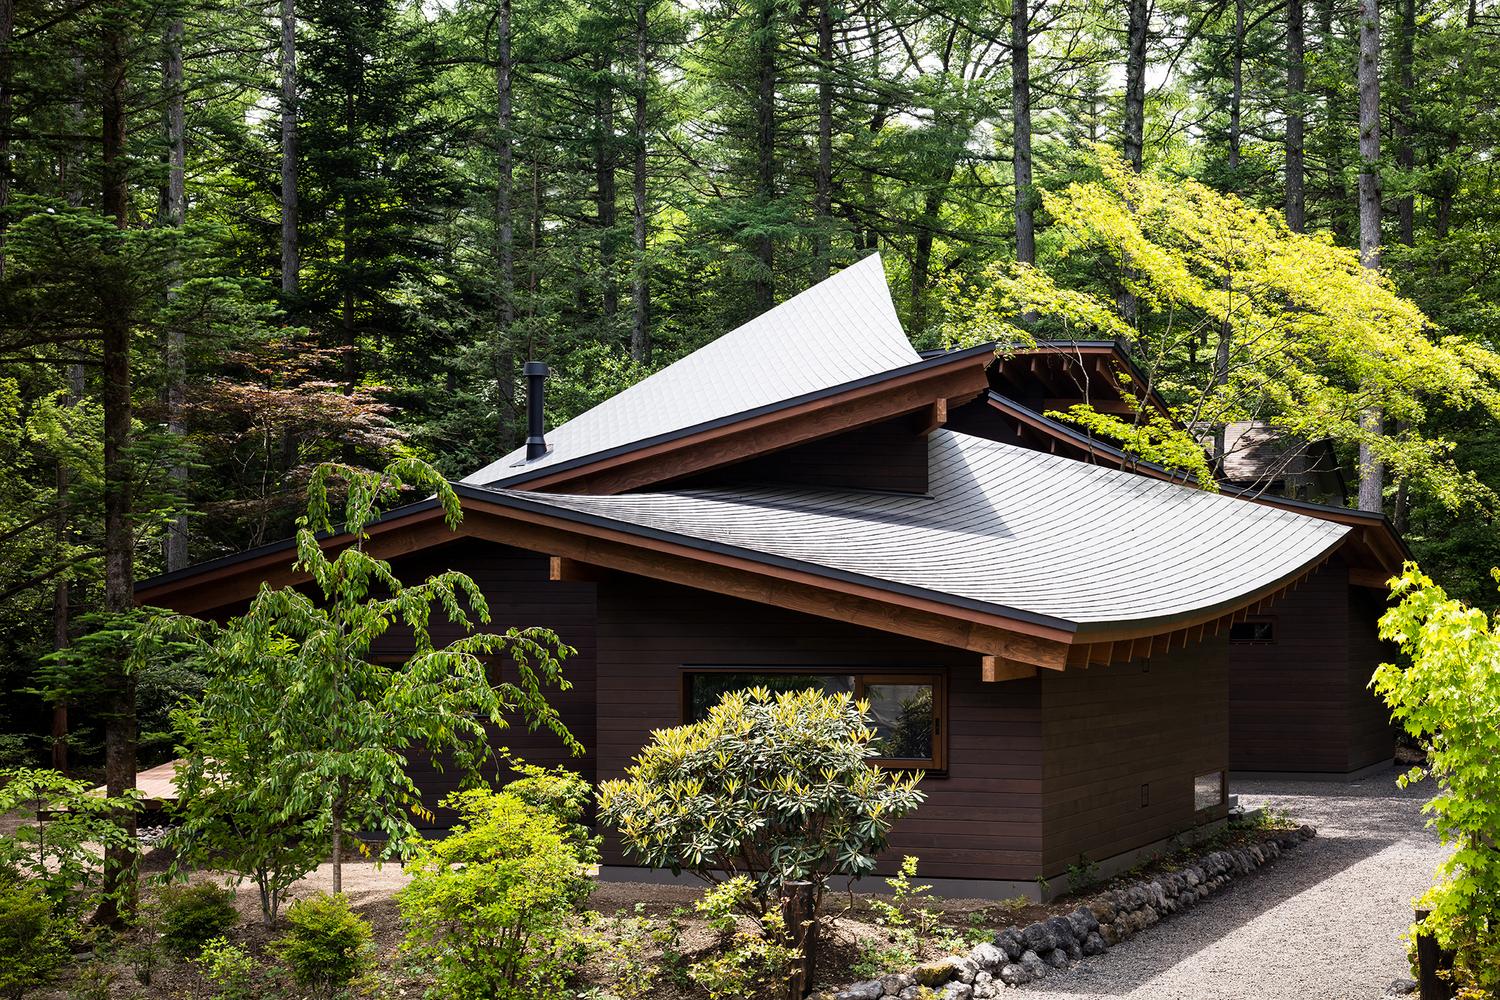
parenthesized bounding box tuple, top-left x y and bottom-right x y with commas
(474, 431, 1350, 635)
(464, 253, 920, 487)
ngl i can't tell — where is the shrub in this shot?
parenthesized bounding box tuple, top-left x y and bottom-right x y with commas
(398, 788, 594, 1000)
(0, 881, 69, 999)
(1374, 566, 1500, 995)
(271, 893, 373, 998)
(502, 758, 597, 859)
(686, 878, 800, 1000)
(0, 768, 139, 917)
(195, 937, 256, 1000)
(597, 687, 926, 921)
(159, 882, 239, 958)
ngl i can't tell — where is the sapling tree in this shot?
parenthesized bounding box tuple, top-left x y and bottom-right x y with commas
(1372, 565, 1500, 993)
(141, 457, 579, 898)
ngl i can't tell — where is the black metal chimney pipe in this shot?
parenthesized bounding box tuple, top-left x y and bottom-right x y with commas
(523, 361, 549, 460)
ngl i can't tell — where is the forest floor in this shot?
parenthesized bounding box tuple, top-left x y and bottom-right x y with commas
(1026, 768, 1445, 1000)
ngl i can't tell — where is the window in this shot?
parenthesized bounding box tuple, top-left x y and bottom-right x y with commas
(1229, 619, 1276, 644)
(1194, 771, 1226, 811)
(684, 670, 944, 770)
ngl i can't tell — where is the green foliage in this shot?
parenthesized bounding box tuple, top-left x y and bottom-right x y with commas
(501, 758, 598, 859)
(140, 458, 578, 896)
(0, 768, 140, 916)
(598, 687, 925, 920)
(194, 937, 257, 1000)
(398, 788, 594, 1000)
(685, 878, 800, 1000)
(1066, 854, 1101, 895)
(0, 881, 70, 1000)
(158, 882, 239, 959)
(584, 905, 689, 1000)
(1373, 565, 1500, 995)
(271, 893, 374, 999)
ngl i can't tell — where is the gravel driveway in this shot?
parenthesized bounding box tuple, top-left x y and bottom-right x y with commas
(1030, 767, 1445, 1000)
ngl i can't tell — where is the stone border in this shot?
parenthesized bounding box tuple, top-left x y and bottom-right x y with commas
(826, 824, 1317, 1000)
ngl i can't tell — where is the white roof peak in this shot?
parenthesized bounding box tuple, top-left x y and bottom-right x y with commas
(463, 253, 919, 487)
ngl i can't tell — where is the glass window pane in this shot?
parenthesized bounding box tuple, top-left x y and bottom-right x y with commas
(688, 672, 854, 722)
(863, 683, 934, 761)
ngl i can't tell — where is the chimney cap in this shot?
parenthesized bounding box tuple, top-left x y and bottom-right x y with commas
(524, 360, 549, 377)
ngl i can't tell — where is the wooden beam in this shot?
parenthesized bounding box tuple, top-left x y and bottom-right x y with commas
(913, 398, 948, 436)
(981, 655, 1037, 682)
(549, 556, 605, 583)
(1349, 567, 1394, 590)
(1087, 641, 1114, 666)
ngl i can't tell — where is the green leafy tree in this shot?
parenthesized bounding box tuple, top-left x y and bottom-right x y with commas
(597, 686, 926, 921)
(1373, 565, 1500, 995)
(398, 787, 595, 1000)
(140, 457, 579, 893)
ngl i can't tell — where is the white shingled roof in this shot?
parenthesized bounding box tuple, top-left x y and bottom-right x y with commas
(463, 254, 920, 487)
(472, 431, 1350, 633)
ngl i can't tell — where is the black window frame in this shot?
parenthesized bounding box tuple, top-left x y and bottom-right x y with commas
(681, 667, 947, 772)
(1228, 617, 1277, 644)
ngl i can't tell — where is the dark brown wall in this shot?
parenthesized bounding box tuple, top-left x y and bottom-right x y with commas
(1227, 558, 1393, 773)
(358, 540, 597, 825)
(675, 416, 931, 494)
(594, 576, 1045, 882)
(1346, 588, 1396, 771)
(1040, 643, 1229, 876)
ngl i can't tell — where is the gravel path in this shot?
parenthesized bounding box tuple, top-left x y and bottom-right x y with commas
(1029, 768, 1445, 1000)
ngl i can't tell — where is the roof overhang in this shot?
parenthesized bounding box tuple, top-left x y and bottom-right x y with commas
(489, 344, 996, 494)
(984, 392, 1410, 582)
(136, 481, 1346, 676)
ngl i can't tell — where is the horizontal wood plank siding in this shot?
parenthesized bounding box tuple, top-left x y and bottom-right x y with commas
(1346, 587, 1396, 770)
(1040, 641, 1230, 876)
(369, 541, 597, 825)
(595, 577, 1045, 882)
(676, 416, 931, 494)
(1228, 560, 1353, 772)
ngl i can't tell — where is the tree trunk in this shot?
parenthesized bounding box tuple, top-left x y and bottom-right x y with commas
(341, 79, 357, 395)
(0, 0, 13, 279)
(331, 781, 345, 894)
(908, 164, 955, 336)
(51, 366, 83, 776)
(1228, 0, 1244, 177)
(1123, 0, 1147, 170)
(164, 17, 189, 572)
(811, 0, 833, 282)
(1432, 0, 1474, 240)
(630, 0, 650, 362)
(1358, 408, 1384, 511)
(1012, 0, 1035, 264)
(495, 0, 516, 438)
(98, 22, 138, 928)
(596, 55, 618, 319)
(280, 0, 298, 296)
(1317, 0, 1349, 240)
(1357, 0, 1381, 269)
(1393, 0, 1415, 246)
(752, 0, 776, 310)
(1285, 0, 1306, 230)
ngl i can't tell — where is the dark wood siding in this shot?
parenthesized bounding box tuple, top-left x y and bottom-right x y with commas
(674, 416, 931, 494)
(1346, 588, 1396, 770)
(1228, 560, 1351, 772)
(594, 577, 1045, 882)
(1227, 558, 1392, 773)
(353, 540, 597, 826)
(1040, 641, 1229, 876)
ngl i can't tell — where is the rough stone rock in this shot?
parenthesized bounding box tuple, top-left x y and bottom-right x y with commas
(1063, 936, 1083, 960)
(1045, 915, 1079, 944)
(940, 983, 974, 1000)
(880, 973, 915, 995)
(898, 987, 924, 1000)
(998, 963, 1032, 987)
(1082, 931, 1107, 956)
(1020, 949, 1049, 980)
(1088, 898, 1117, 924)
(914, 957, 968, 988)
(993, 928, 1025, 960)
(1066, 906, 1099, 938)
(967, 943, 1005, 972)
(833, 981, 885, 1000)
(1099, 921, 1119, 946)
(972, 971, 996, 999)
(1383, 978, 1418, 996)
(1042, 948, 1069, 970)
(1177, 891, 1195, 910)
(1139, 905, 1160, 928)
(1020, 922, 1059, 954)
(1298, 823, 1316, 840)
